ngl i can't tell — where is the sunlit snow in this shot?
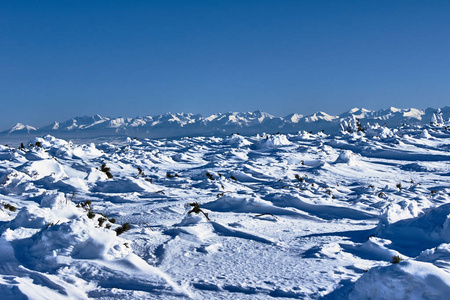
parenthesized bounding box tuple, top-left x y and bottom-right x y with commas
(0, 117, 450, 299)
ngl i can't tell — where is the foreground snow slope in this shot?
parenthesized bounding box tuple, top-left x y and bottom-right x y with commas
(0, 123, 450, 299)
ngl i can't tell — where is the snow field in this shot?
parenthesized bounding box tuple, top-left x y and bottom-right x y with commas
(0, 125, 450, 299)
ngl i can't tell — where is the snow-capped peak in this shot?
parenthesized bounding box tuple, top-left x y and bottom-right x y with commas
(304, 111, 337, 123)
(9, 123, 37, 134)
(285, 113, 304, 123)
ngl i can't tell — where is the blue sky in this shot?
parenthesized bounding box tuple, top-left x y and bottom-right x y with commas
(1, 1, 449, 130)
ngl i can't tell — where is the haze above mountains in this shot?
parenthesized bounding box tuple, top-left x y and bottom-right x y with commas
(3, 106, 449, 139)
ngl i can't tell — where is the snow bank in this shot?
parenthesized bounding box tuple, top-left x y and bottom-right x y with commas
(3, 192, 130, 268)
(349, 260, 450, 300)
(37, 218, 130, 260)
(203, 195, 295, 216)
(378, 203, 450, 252)
(354, 237, 401, 261)
(0, 188, 192, 298)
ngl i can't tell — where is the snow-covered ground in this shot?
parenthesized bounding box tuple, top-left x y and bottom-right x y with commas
(1, 123, 450, 299)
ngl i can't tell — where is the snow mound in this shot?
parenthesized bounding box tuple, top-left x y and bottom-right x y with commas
(334, 150, 360, 166)
(258, 134, 292, 148)
(203, 195, 293, 216)
(176, 206, 208, 226)
(297, 130, 314, 139)
(86, 167, 109, 183)
(420, 129, 432, 139)
(40, 191, 69, 208)
(418, 243, 450, 266)
(9, 193, 81, 229)
(379, 200, 423, 224)
(365, 124, 395, 138)
(349, 260, 450, 300)
(353, 237, 401, 261)
(379, 203, 450, 252)
(72, 142, 103, 158)
(23, 216, 132, 271)
(225, 134, 252, 147)
(23, 159, 67, 180)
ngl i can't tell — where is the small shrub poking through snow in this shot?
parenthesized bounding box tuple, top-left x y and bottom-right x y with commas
(166, 172, 179, 178)
(187, 202, 210, 221)
(87, 210, 96, 219)
(2, 203, 17, 212)
(46, 220, 60, 229)
(100, 163, 113, 179)
(115, 222, 131, 236)
(98, 217, 107, 227)
(392, 255, 404, 264)
(135, 167, 144, 178)
(77, 200, 92, 210)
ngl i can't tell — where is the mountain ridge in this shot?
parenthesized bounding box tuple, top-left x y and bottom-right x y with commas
(3, 107, 449, 139)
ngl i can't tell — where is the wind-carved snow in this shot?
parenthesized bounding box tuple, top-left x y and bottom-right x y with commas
(0, 121, 450, 299)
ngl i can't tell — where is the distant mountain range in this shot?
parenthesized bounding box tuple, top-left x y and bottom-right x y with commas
(2, 107, 449, 139)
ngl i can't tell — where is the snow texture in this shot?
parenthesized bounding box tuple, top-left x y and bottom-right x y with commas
(0, 113, 450, 299)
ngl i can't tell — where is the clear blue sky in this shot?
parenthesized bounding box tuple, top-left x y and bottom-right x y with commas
(1, 0, 449, 130)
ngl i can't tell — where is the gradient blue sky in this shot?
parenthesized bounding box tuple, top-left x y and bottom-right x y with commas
(1, 0, 449, 130)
